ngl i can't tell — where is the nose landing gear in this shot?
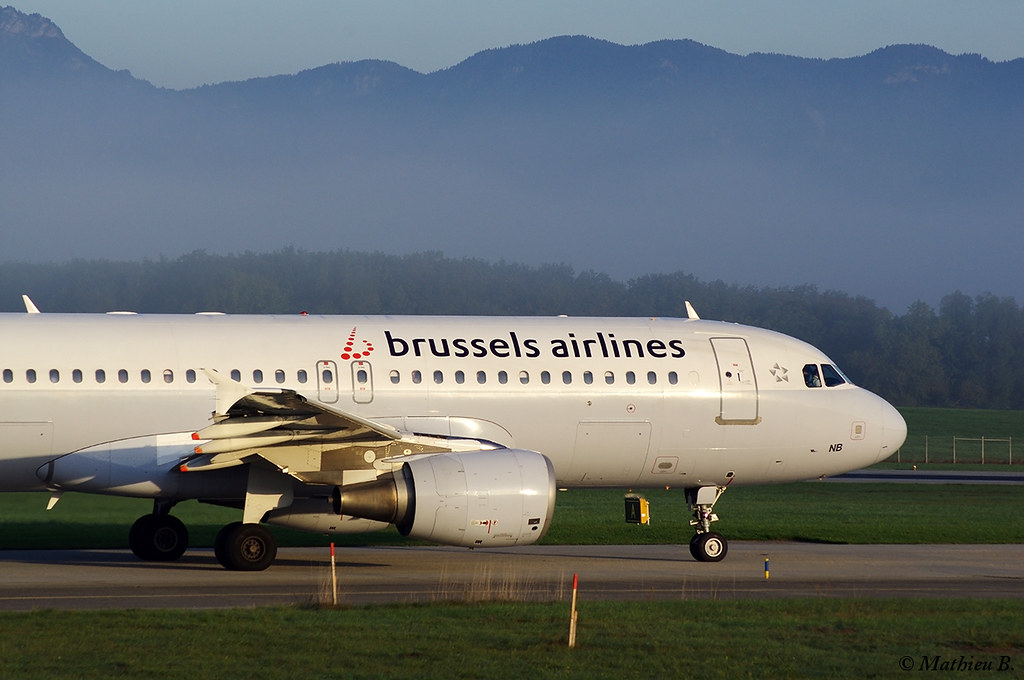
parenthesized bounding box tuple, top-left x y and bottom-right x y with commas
(686, 485, 728, 562)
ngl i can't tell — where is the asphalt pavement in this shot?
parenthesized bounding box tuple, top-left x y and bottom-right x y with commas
(0, 542, 1021, 611)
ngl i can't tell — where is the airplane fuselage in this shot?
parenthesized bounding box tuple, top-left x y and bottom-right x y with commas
(0, 312, 905, 497)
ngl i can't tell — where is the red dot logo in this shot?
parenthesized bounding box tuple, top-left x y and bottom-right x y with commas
(341, 328, 374, 361)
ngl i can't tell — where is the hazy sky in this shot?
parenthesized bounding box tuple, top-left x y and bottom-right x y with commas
(6, 1, 1024, 310)
(14, 1, 1024, 89)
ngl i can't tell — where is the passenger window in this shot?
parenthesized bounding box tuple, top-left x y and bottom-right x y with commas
(118, 369, 128, 384)
(230, 369, 241, 382)
(163, 369, 173, 384)
(476, 371, 486, 385)
(583, 371, 593, 385)
(412, 370, 422, 384)
(297, 369, 308, 384)
(96, 369, 106, 384)
(26, 369, 36, 384)
(356, 369, 368, 384)
(519, 371, 529, 385)
(541, 371, 551, 385)
(562, 371, 572, 385)
(49, 369, 59, 383)
(73, 369, 83, 384)
(821, 364, 847, 387)
(498, 370, 508, 385)
(141, 369, 151, 384)
(2, 369, 11, 383)
(668, 371, 679, 385)
(604, 371, 614, 385)
(647, 371, 657, 385)
(275, 369, 286, 384)
(186, 369, 196, 384)
(626, 371, 636, 385)
(455, 370, 465, 384)
(253, 369, 263, 384)
(322, 368, 334, 384)
(390, 370, 400, 385)
(433, 370, 444, 384)
(803, 364, 822, 388)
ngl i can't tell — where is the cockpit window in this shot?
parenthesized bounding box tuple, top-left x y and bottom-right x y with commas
(821, 364, 847, 387)
(804, 363, 849, 388)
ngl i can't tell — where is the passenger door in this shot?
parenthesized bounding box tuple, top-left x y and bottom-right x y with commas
(710, 337, 759, 424)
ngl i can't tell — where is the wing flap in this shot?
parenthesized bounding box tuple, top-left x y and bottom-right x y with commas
(194, 416, 304, 440)
(179, 451, 253, 472)
(179, 370, 444, 481)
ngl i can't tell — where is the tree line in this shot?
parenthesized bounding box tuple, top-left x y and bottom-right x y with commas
(1, 249, 1019, 410)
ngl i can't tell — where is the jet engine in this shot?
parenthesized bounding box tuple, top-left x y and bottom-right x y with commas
(332, 449, 556, 547)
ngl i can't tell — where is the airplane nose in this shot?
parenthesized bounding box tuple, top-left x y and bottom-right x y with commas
(877, 399, 907, 463)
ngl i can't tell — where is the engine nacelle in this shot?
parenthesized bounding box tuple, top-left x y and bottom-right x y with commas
(263, 497, 391, 534)
(333, 449, 556, 548)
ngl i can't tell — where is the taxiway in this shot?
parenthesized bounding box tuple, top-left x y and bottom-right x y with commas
(0, 542, 1021, 611)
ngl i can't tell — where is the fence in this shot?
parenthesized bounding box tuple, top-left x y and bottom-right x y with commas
(895, 436, 1015, 464)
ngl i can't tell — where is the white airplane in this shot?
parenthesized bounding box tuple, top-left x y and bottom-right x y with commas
(0, 300, 905, 570)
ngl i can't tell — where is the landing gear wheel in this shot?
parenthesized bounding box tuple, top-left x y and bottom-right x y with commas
(129, 514, 189, 562)
(689, 532, 728, 562)
(214, 522, 277, 571)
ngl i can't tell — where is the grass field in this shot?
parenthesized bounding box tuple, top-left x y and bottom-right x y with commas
(0, 600, 1021, 679)
(898, 406, 1024, 463)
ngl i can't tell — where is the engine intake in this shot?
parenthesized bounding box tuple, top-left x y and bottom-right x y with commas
(333, 449, 556, 548)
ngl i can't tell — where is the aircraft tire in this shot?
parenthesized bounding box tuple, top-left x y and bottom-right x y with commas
(213, 521, 234, 566)
(689, 532, 728, 562)
(129, 514, 189, 562)
(214, 522, 277, 571)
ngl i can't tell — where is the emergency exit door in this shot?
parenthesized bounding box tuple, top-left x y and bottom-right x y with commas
(316, 360, 339, 403)
(351, 360, 374, 404)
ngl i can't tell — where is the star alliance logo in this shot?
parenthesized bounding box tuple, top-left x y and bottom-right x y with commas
(770, 363, 789, 382)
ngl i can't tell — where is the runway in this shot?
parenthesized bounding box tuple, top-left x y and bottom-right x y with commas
(0, 542, 1022, 611)
(830, 469, 1024, 484)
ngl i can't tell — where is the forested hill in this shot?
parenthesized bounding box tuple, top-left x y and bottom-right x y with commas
(2, 6, 1024, 309)
(1, 250, 1019, 411)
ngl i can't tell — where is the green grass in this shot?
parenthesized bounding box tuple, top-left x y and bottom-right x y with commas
(901, 406, 1024, 436)
(898, 406, 1024, 463)
(5, 481, 1023, 551)
(0, 600, 1020, 679)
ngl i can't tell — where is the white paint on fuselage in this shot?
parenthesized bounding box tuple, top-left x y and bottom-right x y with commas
(0, 313, 906, 497)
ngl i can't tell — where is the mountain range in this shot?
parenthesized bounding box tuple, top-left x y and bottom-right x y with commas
(2, 6, 1022, 311)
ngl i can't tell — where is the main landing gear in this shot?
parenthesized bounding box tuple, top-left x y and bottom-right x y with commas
(213, 522, 277, 571)
(686, 485, 728, 562)
(128, 502, 189, 562)
(129, 502, 278, 571)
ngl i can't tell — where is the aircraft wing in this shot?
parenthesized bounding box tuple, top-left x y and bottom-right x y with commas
(177, 369, 488, 483)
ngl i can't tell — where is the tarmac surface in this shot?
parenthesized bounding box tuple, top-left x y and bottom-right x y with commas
(0, 542, 1022, 611)
(830, 469, 1024, 484)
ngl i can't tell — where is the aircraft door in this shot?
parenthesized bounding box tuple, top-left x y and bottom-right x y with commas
(710, 337, 760, 424)
(317, 360, 339, 403)
(351, 360, 374, 404)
